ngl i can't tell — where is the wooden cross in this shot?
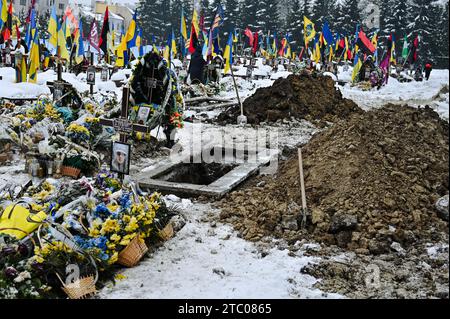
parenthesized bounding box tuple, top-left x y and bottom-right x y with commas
(46, 62, 74, 102)
(145, 67, 165, 103)
(99, 86, 152, 181)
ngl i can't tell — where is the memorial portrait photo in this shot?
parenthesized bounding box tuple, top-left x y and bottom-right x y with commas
(111, 142, 131, 175)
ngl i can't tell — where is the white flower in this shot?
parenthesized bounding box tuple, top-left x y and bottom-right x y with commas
(13, 271, 32, 283)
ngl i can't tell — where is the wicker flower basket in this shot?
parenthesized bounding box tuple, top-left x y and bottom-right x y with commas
(56, 274, 97, 300)
(37, 224, 98, 299)
(61, 166, 81, 179)
(117, 235, 148, 268)
(158, 223, 174, 241)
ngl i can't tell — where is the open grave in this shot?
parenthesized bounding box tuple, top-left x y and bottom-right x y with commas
(136, 145, 279, 198)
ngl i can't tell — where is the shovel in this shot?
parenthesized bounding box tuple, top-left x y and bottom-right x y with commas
(230, 65, 247, 125)
(298, 148, 309, 228)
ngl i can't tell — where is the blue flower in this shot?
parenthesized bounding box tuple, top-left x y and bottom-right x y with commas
(119, 193, 132, 210)
(94, 204, 111, 219)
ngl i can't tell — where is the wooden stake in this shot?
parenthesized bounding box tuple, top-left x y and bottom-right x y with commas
(298, 148, 307, 211)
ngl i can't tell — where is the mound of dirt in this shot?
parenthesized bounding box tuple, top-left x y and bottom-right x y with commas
(217, 73, 362, 125)
(218, 105, 449, 254)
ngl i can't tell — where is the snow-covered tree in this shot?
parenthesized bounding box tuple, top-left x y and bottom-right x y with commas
(241, 0, 258, 30)
(406, 0, 438, 62)
(311, 0, 333, 27)
(286, 0, 303, 48)
(223, 0, 240, 34)
(255, 0, 280, 32)
(138, 0, 171, 43)
(391, 0, 409, 40)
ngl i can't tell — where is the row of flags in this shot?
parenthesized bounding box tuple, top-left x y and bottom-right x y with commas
(2, 0, 423, 84)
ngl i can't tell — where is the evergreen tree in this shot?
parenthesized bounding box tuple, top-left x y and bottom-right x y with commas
(138, 0, 171, 43)
(286, 0, 303, 48)
(241, 0, 258, 30)
(407, 0, 437, 62)
(338, 0, 361, 34)
(379, 0, 394, 44)
(391, 0, 408, 40)
(256, 0, 280, 32)
(311, 0, 333, 27)
(302, 0, 311, 18)
(223, 0, 240, 34)
(333, 1, 347, 35)
(439, 2, 449, 66)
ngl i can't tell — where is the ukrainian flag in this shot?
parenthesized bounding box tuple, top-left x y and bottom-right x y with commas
(28, 29, 40, 83)
(48, 6, 58, 48)
(0, 0, 7, 29)
(57, 23, 70, 61)
(180, 8, 188, 41)
(74, 18, 85, 64)
(351, 53, 362, 83)
(126, 12, 138, 49)
(223, 32, 233, 74)
(116, 33, 127, 67)
(16, 56, 27, 83)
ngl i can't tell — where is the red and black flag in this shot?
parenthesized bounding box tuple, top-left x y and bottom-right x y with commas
(409, 35, 419, 64)
(188, 24, 199, 54)
(356, 29, 376, 55)
(99, 6, 110, 54)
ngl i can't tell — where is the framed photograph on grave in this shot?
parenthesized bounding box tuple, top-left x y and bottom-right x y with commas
(101, 66, 109, 82)
(136, 106, 151, 124)
(53, 82, 64, 101)
(110, 142, 131, 175)
(87, 66, 96, 85)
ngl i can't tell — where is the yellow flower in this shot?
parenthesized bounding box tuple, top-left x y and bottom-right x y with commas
(110, 234, 121, 242)
(101, 219, 120, 234)
(107, 242, 116, 250)
(34, 255, 45, 264)
(119, 238, 130, 246)
(125, 217, 139, 233)
(115, 273, 126, 280)
(107, 203, 119, 213)
(89, 228, 100, 237)
(122, 215, 131, 223)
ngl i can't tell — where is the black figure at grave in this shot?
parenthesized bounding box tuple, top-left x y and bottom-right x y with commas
(130, 52, 184, 148)
(187, 46, 207, 84)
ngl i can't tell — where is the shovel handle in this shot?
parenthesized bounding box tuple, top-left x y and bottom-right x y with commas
(298, 148, 307, 211)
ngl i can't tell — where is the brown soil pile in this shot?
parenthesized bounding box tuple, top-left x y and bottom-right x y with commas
(218, 105, 449, 254)
(217, 73, 362, 125)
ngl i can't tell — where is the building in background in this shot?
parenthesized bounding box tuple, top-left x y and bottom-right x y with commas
(15, 0, 70, 17)
(93, 0, 134, 32)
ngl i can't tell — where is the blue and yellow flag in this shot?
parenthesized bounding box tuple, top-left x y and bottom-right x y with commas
(25, 8, 37, 49)
(351, 53, 362, 82)
(126, 12, 138, 49)
(223, 32, 233, 74)
(74, 18, 85, 64)
(57, 23, 70, 61)
(181, 8, 188, 41)
(48, 6, 58, 47)
(28, 28, 40, 83)
(0, 0, 8, 29)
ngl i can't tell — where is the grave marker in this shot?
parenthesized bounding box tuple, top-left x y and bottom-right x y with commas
(98, 86, 152, 181)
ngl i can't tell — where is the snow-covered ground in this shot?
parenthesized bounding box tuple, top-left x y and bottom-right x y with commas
(339, 67, 449, 120)
(99, 200, 343, 299)
(1, 63, 449, 299)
